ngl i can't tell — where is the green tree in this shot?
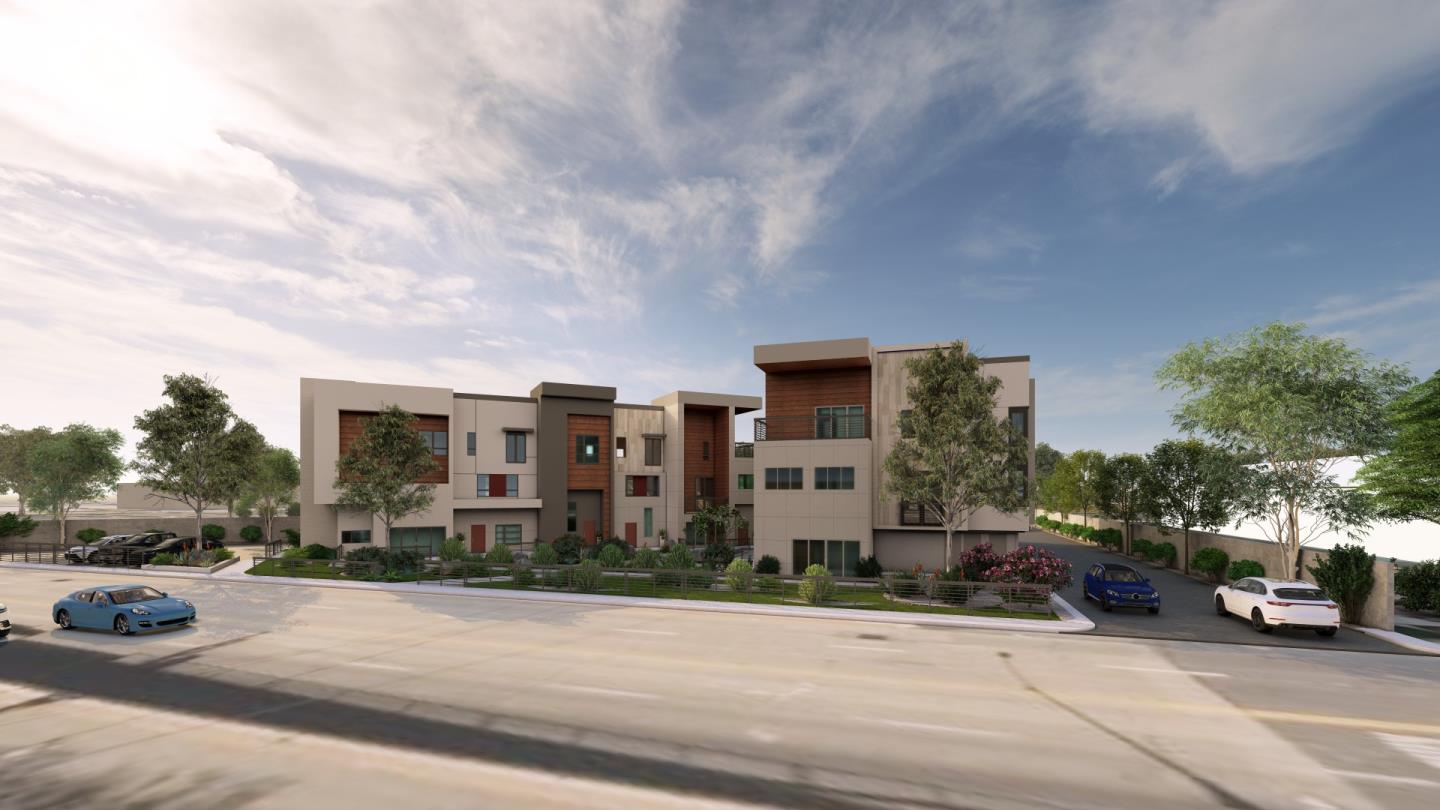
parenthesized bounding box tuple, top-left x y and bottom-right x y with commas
(239, 446, 300, 543)
(1047, 449, 1105, 523)
(1308, 544, 1375, 624)
(690, 503, 747, 544)
(1356, 370, 1440, 525)
(27, 424, 125, 545)
(1096, 453, 1148, 554)
(133, 374, 265, 547)
(0, 425, 54, 516)
(883, 341, 1028, 566)
(333, 405, 438, 547)
(1034, 442, 1062, 482)
(1144, 439, 1239, 575)
(1158, 322, 1411, 578)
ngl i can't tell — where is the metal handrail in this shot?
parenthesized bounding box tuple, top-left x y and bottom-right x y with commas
(754, 414, 870, 441)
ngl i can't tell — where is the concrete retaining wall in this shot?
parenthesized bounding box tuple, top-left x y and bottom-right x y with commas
(1039, 510, 1395, 630)
(2, 515, 301, 546)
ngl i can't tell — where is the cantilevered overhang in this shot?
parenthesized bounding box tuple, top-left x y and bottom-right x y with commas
(753, 337, 872, 373)
(651, 390, 763, 414)
(528, 382, 617, 401)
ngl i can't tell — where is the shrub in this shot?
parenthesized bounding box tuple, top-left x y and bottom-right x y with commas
(388, 548, 424, 573)
(487, 544, 515, 564)
(703, 542, 736, 570)
(282, 528, 301, 547)
(1035, 516, 1054, 529)
(572, 559, 603, 593)
(1191, 548, 1230, 581)
(982, 545, 1073, 588)
(281, 547, 306, 559)
(0, 513, 37, 538)
(211, 548, 235, 562)
(1131, 539, 1154, 559)
(1396, 560, 1440, 613)
(301, 543, 336, 560)
(663, 543, 695, 570)
(1149, 542, 1178, 567)
(150, 552, 181, 566)
(286, 501, 301, 517)
(512, 566, 536, 588)
(201, 524, 226, 543)
(75, 527, 105, 544)
(551, 534, 585, 564)
(1308, 544, 1375, 624)
(1095, 528, 1123, 549)
(1076, 526, 1095, 541)
(439, 536, 468, 561)
(347, 546, 388, 564)
(239, 525, 264, 543)
(754, 554, 781, 575)
(531, 543, 559, 565)
(724, 558, 754, 592)
(854, 554, 883, 578)
(597, 543, 626, 568)
(798, 563, 835, 604)
(958, 542, 1000, 581)
(632, 547, 662, 569)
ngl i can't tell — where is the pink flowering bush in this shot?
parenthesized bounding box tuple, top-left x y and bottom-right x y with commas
(958, 542, 1000, 581)
(982, 545, 1073, 589)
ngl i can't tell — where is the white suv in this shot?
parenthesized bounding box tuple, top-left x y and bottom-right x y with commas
(1215, 577, 1340, 637)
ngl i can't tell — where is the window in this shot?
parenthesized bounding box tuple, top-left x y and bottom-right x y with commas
(567, 501, 577, 532)
(814, 467, 855, 490)
(816, 406, 865, 438)
(737, 473, 754, 490)
(419, 430, 448, 456)
(900, 500, 942, 526)
(340, 529, 372, 544)
(899, 409, 914, 438)
(466, 432, 476, 456)
(1009, 407, 1029, 438)
(792, 539, 860, 576)
(576, 434, 600, 464)
(644, 437, 662, 466)
(764, 467, 803, 490)
(389, 526, 445, 556)
(695, 477, 715, 497)
(495, 524, 522, 545)
(625, 475, 660, 497)
(702, 440, 710, 460)
(505, 431, 526, 464)
(478, 474, 519, 497)
(615, 436, 627, 458)
(643, 507, 653, 538)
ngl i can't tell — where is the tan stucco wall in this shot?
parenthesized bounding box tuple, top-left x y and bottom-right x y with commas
(753, 437, 873, 573)
(115, 483, 192, 510)
(452, 398, 539, 503)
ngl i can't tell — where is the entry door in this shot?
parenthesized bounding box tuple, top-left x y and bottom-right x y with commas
(582, 519, 596, 542)
(470, 524, 487, 554)
(625, 522, 637, 546)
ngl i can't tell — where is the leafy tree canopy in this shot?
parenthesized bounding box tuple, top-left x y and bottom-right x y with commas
(334, 405, 438, 545)
(27, 424, 125, 544)
(1356, 370, 1440, 525)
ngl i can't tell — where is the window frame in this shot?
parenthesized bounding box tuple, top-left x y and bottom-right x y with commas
(615, 436, 626, 459)
(644, 437, 662, 466)
(505, 431, 527, 464)
(737, 473, 754, 490)
(340, 529, 372, 544)
(575, 434, 600, 465)
(466, 432, 476, 456)
(764, 467, 803, 490)
(495, 524, 523, 545)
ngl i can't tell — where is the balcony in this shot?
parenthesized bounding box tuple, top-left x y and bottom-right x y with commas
(754, 414, 870, 441)
(734, 442, 754, 458)
(899, 501, 943, 527)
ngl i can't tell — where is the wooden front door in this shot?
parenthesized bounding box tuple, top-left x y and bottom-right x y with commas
(582, 519, 596, 543)
(624, 522, 637, 546)
(470, 524, 487, 554)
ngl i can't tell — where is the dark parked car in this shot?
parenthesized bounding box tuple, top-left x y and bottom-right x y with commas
(87, 532, 181, 566)
(1082, 563, 1161, 614)
(65, 533, 134, 564)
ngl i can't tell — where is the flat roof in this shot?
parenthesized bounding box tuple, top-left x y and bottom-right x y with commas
(528, 382, 617, 401)
(754, 337, 871, 372)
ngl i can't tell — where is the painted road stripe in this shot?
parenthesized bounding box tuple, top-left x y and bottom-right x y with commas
(1102, 665, 1230, 679)
(340, 661, 412, 672)
(616, 628, 678, 636)
(864, 718, 1014, 738)
(1331, 770, 1440, 788)
(829, 644, 901, 653)
(543, 684, 658, 701)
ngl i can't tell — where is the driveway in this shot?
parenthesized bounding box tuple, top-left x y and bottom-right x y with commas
(1030, 530, 1405, 654)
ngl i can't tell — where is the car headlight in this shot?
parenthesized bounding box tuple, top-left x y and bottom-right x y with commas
(1106, 589, 1120, 597)
(182, 600, 193, 609)
(130, 606, 151, 615)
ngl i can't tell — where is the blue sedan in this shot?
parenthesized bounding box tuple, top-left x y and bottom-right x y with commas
(1082, 563, 1161, 614)
(53, 585, 197, 635)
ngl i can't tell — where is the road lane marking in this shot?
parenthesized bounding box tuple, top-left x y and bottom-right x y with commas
(828, 644, 900, 653)
(862, 718, 1014, 738)
(543, 684, 658, 701)
(1330, 769, 1440, 788)
(1376, 733, 1440, 771)
(340, 661, 412, 672)
(306, 606, 344, 611)
(1102, 665, 1230, 679)
(615, 628, 678, 636)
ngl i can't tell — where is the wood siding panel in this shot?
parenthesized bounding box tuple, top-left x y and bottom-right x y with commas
(567, 414, 612, 539)
(338, 410, 449, 484)
(762, 368, 871, 441)
(683, 405, 729, 512)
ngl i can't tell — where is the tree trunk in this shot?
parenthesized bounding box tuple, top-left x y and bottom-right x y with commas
(943, 526, 954, 570)
(57, 510, 66, 548)
(17, 493, 25, 516)
(195, 506, 205, 560)
(1181, 526, 1190, 575)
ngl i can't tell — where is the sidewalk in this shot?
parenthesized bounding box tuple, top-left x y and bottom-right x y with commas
(0, 560, 1094, 634)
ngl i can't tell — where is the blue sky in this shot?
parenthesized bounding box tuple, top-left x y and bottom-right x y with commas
(1, 1, 1439, 458)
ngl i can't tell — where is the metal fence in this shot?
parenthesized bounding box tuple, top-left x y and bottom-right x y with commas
(245, 556, 1052, 615)
(0, 542, 146, 568)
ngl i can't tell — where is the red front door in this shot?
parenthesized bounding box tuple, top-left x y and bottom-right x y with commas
(470, 524, 487, 554)
(582, 519, 596, 543)
(624, 522, 637, 546)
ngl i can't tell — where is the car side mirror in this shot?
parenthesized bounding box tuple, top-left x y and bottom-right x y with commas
(161, 592, 168, 598)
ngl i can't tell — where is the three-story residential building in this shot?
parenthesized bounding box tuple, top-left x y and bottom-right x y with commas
(751, 338, 1034, 575)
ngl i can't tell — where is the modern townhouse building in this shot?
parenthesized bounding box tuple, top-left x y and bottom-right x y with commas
(299, 378, 759, 554)
(751, 338, 1034, 576)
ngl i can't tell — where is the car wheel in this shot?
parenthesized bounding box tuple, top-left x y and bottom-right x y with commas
(1250, 609, 1273, 634)
(1215, 596, 1228, 616)
(1316, 627, 1337, 638)
(57, 609, 72, 629)
(1100, 594, 1113, 612)
(114, 615, 132, 636)
(1147, 606, 1160, 615)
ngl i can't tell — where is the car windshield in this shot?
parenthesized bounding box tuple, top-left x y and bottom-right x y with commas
(108, 587, 166, 605)
(1273, 588, 1328, 601)
(1104, 569, 1143, 583)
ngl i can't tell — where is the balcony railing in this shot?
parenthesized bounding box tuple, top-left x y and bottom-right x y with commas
(899, 501, 943, 527)
(734, 442, 754, 458)
(754, 414, 870, 441)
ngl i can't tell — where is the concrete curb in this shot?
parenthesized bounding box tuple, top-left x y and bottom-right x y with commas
(1346, 625, 1440, 656)
(1, 561, 1091, 633)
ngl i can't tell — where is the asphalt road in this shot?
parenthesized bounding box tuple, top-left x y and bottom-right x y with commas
(2, 566, 1439, 809)
(1032, 531, 1402, 653)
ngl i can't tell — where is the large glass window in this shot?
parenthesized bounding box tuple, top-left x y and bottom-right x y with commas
(792, 539, 860, 576)
(478, 474, 519, 497)
(576, 435, 600, 464)
(737, 473, 754, 490)
(495, 524, 522, 545)
(764, 467, 803, 490)
(418, 430, 448, 456)
(1009, 407, 1029, 438)
(815, 405, 865, 439)
(625, 475, 660, 497)
(340, 529, 372, 544)
(814, 467, 855, 490)
(389, 526, 445, 556)
(506, 431, 527, 464)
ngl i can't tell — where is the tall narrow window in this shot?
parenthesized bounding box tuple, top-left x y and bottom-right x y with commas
(643, 507, 653, 538)
(466, 432, 476, 456)
(616, 436, 627, 458)
(1008, 407, 1029, 438)
(505, 431, 526, 464)
(644, 437, 662, 466)
(566, 501, 577, 533)
(702, 440, 710, 460)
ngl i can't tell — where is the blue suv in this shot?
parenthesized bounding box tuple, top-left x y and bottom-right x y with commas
(1083, 563, 1160, 614)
